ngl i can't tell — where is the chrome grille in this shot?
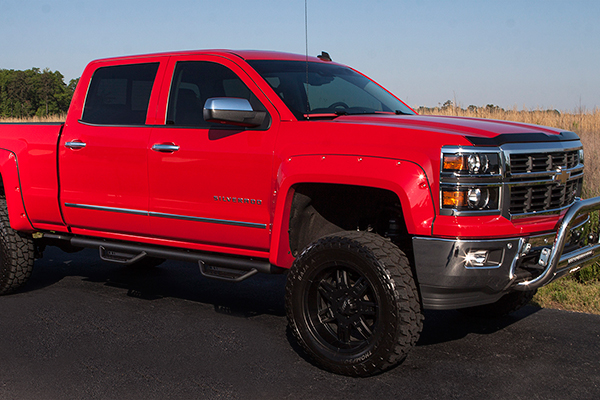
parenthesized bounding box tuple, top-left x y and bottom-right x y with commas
(506, 145, 583, 216)
(509, 178, 582, 214)
(439, 142, 583, 218)
(510, 150, 579, 174)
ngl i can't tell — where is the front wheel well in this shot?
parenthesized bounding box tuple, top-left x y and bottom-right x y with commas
(288, 183, 411, 257)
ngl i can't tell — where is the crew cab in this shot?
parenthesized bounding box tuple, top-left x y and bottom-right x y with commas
(1, 49, 599, 376)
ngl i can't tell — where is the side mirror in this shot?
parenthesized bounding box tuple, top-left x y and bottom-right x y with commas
(203, 98, 267, 128)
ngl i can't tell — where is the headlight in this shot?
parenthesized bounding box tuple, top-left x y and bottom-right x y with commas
(579, 148, 584, 165)
(442, 152, 500, 175)
(440, 147, 503, 215)
(442, 186, 500, 211)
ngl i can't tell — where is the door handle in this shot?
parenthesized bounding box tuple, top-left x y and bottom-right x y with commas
(152, 143, 180, 153)
(65, 140, 87, 150)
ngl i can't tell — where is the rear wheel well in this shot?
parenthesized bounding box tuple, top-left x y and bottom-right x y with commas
(288, 183, 411, 257)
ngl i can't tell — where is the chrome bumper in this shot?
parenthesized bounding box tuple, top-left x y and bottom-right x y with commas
(413, 196, 600, 310)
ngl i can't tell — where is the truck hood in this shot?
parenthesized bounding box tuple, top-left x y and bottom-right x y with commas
(332, 114, 578, 145)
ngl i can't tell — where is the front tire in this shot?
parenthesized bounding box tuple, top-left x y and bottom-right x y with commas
(0, 197, 34, 295)
(285, 231, 423, 376)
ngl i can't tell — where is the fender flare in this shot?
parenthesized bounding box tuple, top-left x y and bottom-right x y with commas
(268, 154, 436, 268)
(0, 149, 35, 232)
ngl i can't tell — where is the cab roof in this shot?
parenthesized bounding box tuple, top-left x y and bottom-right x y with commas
(90, 49, 327, 64)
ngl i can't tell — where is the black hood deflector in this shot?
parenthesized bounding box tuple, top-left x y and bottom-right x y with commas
(466, 131, 580, 146)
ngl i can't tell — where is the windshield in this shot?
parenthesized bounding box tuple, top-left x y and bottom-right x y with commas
(247, 60, 415, 120)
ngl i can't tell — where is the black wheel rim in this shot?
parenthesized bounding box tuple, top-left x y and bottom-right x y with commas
(304, 264, 379, 354)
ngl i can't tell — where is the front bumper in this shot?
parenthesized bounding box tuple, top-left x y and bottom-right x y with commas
(414, 196, 600, 310)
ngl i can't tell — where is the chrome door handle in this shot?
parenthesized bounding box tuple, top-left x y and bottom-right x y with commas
(65, 140, 87, 149)
(152, 143, 180, 153)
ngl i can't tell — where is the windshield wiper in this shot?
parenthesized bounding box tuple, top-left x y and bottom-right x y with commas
(340, 111, 400, 116)
(303, 113, 341, 120)
(303, 110, 410, 120)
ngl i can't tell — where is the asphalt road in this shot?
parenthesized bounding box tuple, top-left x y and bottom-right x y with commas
(1, 246, 599, 400)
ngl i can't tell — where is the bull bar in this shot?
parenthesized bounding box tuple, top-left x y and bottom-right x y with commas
(515, 196, 600, 291)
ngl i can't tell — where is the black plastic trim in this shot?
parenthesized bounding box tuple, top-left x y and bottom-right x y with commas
(466, 131, 580, 146)
(43, 233, 285, 275)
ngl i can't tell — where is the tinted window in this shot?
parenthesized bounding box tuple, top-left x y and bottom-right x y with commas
(82, 63, 159, 125)
(167, 61, 266, 127)
(248, 60, 415, 120)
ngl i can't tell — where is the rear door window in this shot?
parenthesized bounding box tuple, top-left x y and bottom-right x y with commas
(82, 63, 159, 125)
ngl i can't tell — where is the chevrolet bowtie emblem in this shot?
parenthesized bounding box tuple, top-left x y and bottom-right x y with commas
(553, 167, 571, 185)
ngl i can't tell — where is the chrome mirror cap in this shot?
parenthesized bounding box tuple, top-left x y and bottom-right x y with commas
(203, 97, 266, 128)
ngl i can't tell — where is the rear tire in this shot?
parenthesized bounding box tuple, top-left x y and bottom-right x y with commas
(285, 231, 423, 376)
(0, 197, 34, 295)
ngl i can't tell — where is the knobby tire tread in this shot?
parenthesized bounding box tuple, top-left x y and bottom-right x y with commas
(0, 197, 34, 295)
(285, 231, 423, 376)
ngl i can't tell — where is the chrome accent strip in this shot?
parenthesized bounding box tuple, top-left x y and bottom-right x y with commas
(63, 203, 266, 229)
(500, 141, 583, 154)
(441, 146, 505, 154)
(412, 236, 518, 270)
(508, 167, 584, 181)
(64, 203, 148, 216)
(509, 205, 570, 220)
(506, 173, 583, 187)
(464, 263, 503, 270)
(77, 120, 148, 128)
(148, 211, 267, 229)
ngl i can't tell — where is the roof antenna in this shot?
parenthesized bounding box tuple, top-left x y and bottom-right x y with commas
(305, 0, 310, 119)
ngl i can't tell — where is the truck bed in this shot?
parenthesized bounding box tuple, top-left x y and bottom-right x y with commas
(0, 122, 65, 231)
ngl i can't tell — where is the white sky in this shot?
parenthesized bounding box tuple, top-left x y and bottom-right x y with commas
(1, 0, 598, 111)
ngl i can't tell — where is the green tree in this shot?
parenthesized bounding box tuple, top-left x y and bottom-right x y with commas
(0, 68, 76, 118)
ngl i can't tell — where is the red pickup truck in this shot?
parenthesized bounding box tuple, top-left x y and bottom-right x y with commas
(1, 49, 599, 376)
